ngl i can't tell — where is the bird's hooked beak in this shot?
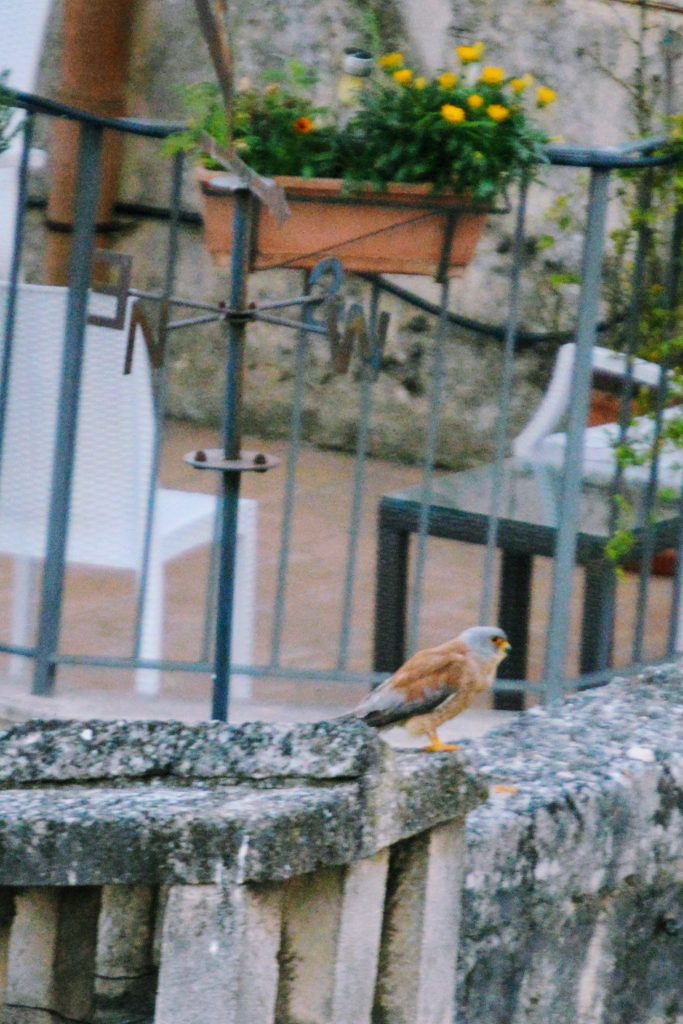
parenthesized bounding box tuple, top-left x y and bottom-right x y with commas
(495, 636, 512, 657)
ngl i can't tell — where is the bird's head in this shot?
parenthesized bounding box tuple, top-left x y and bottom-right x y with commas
(459, 626, 511, 664)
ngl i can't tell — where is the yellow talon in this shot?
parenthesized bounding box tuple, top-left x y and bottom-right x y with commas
(424, 736, 460, 753)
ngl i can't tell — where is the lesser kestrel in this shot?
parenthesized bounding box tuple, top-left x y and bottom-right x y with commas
(349, 626, 511, 752)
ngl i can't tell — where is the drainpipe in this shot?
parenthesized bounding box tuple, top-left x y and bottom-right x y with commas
(45, 0, 138, 284)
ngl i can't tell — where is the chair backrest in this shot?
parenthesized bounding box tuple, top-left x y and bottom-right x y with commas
(0, 283, 157, 567)
(513, 342, 665, 459)
(0, 0, 53, 276)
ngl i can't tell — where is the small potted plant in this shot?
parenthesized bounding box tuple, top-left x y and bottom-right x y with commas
(172, 44, 555, 278)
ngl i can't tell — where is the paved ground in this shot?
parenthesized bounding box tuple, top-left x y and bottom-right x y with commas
(0, 420, 674, 740)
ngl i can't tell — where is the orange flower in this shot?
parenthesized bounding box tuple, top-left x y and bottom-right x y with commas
(536, 86, 557, 108)
(457, 41, 484, 63)
(486, 104, 510, 122)
(480, 66, 506, 86)
(437, 71, 458, 90)
(441, 103, 466, 124)
(293, 117, 314, 134)
(378, 52, 404, 69)
(510, 74, 533, 94)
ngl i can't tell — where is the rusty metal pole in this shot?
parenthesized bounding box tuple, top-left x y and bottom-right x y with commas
(44, 0, 138, 284)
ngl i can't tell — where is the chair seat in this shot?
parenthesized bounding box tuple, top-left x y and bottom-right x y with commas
(155, 489, 216, 562)
(0, 488, 218, 570)
(529, 406, 683, 488)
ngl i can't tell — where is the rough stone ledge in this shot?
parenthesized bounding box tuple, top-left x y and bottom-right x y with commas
(0, 718, 387, 785)
(0, 719, 486, 887)
(460, 664, 683, 895)
(454, 666, 683, 1024)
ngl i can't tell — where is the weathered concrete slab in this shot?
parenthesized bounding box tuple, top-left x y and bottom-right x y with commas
(0, 720, 484, 887)
(278, 852, 389, 1024)
(456, 664, 683, 1024)
(155, 881, 283, 1024)
(374, 822, 465, 1024)
(0, 719, 385, 785)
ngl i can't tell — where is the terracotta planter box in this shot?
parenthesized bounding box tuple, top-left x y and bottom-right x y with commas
(196, 169, 488, 278)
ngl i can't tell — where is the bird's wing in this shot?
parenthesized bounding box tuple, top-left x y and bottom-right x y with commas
(352, 639, 475, 729)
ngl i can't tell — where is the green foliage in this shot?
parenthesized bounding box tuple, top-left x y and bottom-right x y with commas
(341, 61, 550, 200)
(605, 527, 636, 566)
(167, 47, 555, 201)
(165, 70, 343, 179)
(0, 71, 21, 157)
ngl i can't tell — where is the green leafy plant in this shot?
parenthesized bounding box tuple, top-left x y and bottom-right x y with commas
(166, 67, 343, 178)
(0, 70, 21, 158)
(342, 47, 553, 200)
(169, 43, 556, 201)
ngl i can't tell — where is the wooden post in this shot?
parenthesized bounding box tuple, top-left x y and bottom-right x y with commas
(45, 0, 138, 284)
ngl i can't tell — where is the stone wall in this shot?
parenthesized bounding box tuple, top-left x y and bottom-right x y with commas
(0, 667, 681, 1022)
(24, 0, 683, 467)
(458, 665, 683, 1024)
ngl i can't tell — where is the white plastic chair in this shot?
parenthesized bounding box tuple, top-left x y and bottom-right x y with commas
(0, 0, 53, 276)
(512, 342, 683, 487)
(0, 282, 256, 695)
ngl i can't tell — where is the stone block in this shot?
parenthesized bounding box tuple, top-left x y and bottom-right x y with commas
(94, 885, 157, 1018)
(0, 889, 15, 999)
(6, 887, 99, 1021)
(278, 850, 389, 1024)
(0, 719, 384, 786)
(374, 823, 465, 1024)
(154, 880, 283, 1024)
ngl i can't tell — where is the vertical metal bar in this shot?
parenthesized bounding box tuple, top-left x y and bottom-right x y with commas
(201, 500, 222, 662)
(668, 442, 683, 653)
(407, 278, 450, 656)
(269, 272, 309, 668)
(337, 280, 379, 670)
(0, 114, 33, 471)
(597, 170, 654, 671)
(479, 179, 528, 625)
(543, 168, 611, 704)
(631, 216, 683, 662)
(133, 150, 184, 666)
(633, 207, 683, 660)
(211, 188, 251, 721)
(32, 122, 104, 696)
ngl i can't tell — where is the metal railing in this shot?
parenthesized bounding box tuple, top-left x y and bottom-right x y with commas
(2, 87, 682, 718)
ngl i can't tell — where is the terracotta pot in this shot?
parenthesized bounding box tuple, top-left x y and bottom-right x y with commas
(196, 169, 489, 278)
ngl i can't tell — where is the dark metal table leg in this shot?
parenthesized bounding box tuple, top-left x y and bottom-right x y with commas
(581, 559, 615, 674)
(495, 549, 532, 710)
(373, 518, 410, 673)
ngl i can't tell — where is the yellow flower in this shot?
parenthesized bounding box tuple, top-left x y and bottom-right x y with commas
(414, 76, 428, 90)
(293, 117, 315, 134)
(437, 71, 458, 90)
(441, 103, 466, 124)
(467, 94, 484, 110)
(393, 68, 414, 85)
(486, 104, 510, 122)
(536, 85, 557, 107)
(510, 74, 533, 94)
(378, 52, 404, 69)
(480, 66, 506, 86)
(457, 41, 484, 63)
